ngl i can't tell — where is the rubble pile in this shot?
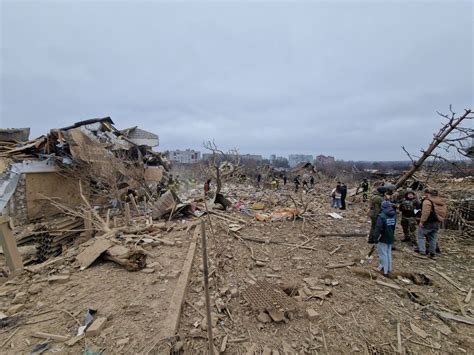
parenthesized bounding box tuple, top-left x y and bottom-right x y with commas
(0, 117, 171, 270)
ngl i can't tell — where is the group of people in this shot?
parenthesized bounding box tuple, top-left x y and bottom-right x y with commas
(256, 173, 317, 192)
(293, 175, 315, 192)
(367, 182, 447, 277)
(330, 182, 348, 210)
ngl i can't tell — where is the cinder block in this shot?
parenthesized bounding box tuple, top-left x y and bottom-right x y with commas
(86, 317, 107, 337)
(306, 308, 319, 320)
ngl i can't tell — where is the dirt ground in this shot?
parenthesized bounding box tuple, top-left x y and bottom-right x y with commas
(0, 181, 473, 354)
(177, 183, 473, 354)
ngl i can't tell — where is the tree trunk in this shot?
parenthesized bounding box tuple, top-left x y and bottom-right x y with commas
(395, 109, 472, 189)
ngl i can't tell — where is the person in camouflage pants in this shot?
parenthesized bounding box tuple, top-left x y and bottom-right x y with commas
(399, 191, 420, 243)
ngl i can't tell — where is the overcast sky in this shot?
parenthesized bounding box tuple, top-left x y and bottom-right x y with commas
(1, 1, 472, 160)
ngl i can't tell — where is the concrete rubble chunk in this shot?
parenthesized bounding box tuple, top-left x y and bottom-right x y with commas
(28, 284, 42, 295)
(140, 268, 155, 274)
(306, 308, 319, 320)
(12, 291, 27, 304)
(47, 275, 70, 283)
(86, 317, 107, 337)
(267, 308, 285, 322)
(257, 311, 272, 324)
(116, 337, 130, 346)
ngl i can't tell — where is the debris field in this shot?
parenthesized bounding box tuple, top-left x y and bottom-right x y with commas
(0, 119, 473, 354)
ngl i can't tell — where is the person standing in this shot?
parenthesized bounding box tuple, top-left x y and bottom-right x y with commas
(204, 179, 211, 195)
(302, 178, 309, 191)
(331, 183, 342, 209)
(283, 175, 287, 186)
(416, 189, 447, 258)
(367, 187, 385, 243)
(294, 175, 301, 192)
(340, 183, 348, 210)
(357, 179, 370, 202)
(257, 173, 262, 187)
(310, 176, 315, 188)
(373, 200, 397, 277)
(399, 191, 419, 243)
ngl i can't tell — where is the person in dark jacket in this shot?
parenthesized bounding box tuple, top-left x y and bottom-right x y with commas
(357, 178, 369, 202)
(204, 179, 211, 195)
(294, 175, 301, 192)
(340, 183, 348, 210)
(373, 200, 397, 277)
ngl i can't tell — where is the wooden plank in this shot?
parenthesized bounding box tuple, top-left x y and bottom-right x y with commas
(75, 239, 113, 270)
(0, 217, 23, 274)
(429, 267, 467, 292)
(329, 245, 342, 255)
(397, 322, 402, 354)
(436, 310, 474, 325)
(84, 210, 93, 239)
(159, 226, 199, 338)
(220, 334, 228, 353)
(326, 262, 354, 269)
(375, 280, 402, 290)
(124, 203, 131, 226)
(31, 331, 69, 342)
(465, 288, 472, 304)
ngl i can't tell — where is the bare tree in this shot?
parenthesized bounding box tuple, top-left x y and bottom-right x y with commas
(396, 107, 472, 189)
(202, 140, 241, 195)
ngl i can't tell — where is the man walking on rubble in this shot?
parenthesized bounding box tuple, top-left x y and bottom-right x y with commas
(357, 178, 370, 202)
(373, 200, 397, 277)
(399, 190, 419, 243)
(294, 175, 301, 192)
(310, 175, 315, 188)
(416, 189, 447, 258)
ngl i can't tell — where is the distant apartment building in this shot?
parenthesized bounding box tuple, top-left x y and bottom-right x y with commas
(315, 155, 336, 166)
(241, 154, 263, 161)
(288, 154, 313, 168)
(202, 153, 263, 162)
(270, 154, 289, 167)
(167, 149, 201, 164)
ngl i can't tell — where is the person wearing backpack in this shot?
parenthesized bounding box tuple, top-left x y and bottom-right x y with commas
(416, 189, 447, 258)
(373, 200, 397, 277)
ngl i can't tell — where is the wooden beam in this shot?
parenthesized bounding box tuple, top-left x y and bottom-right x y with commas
(0, 216, 23, 275)
(84, 210, 93, 239)
(124, 203, 131, 226)
(152, 225, 199, 345)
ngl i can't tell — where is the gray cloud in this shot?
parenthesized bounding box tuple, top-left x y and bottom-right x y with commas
(1, 1, 472, 160)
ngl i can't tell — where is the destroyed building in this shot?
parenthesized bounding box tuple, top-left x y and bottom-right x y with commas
(0, 117, 169, 261)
